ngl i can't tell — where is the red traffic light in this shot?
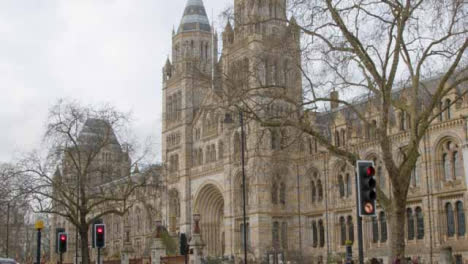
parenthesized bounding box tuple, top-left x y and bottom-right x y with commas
(366, 166, 375, 177)
(97, 227, 103, 234)
(60, 235, 67, 241)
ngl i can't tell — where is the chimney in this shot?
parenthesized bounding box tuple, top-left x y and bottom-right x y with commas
(330, 91, 339, 110)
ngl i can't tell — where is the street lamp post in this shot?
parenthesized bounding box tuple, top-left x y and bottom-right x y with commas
(6, 201, 10, 258)
(224, 112, 248, 264)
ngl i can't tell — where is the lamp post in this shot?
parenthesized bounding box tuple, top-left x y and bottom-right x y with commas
(6, 201, 10, 258)
(224, 112, 248, 264)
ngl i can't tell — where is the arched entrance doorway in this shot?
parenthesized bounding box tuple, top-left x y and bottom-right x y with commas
(194, 184, 225, 257)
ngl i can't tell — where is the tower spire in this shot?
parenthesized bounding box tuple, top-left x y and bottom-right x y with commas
(178, 0, 211, 34)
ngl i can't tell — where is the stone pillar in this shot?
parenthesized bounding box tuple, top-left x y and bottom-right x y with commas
(439, 246, 453, 264)
(151, 220, 166, 264)
(121, 225, 134, 264)
(189, 214, 205, 264)
(463, 117, 468, 186)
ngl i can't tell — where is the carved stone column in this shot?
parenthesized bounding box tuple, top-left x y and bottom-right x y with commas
(151, 220, 166, 264)
(462, 116, 468, 186)
(189, 214, 205, 264)
(121, 225, 134, 264)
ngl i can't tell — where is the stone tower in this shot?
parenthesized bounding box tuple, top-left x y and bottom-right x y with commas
(161, 0, 216, 236)
(220, 0, 303, 259)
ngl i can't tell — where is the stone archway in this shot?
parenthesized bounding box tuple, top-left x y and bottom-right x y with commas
(194, 184, 225, 257)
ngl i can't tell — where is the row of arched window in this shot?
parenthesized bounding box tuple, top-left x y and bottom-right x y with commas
(441, 140, 462, 181)
(272, 220, 288, 249)
(338, 172, 352, 198)
(166, 92, 182, 122)
(272, 178, 286, 205)
(335, 128, 347, 147)
(339, 216, 354, 245)
(166, 132, 181, 148)
(311, 219, 325, 248)
(173, 40, 210, 61)
(446, 201, 465, 237)
(193, 141, 225, 167)
(407, 207, 424, 240)
(439, 99, 453, 122)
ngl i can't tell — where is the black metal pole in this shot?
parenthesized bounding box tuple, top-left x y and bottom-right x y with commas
(97, 247, 101, 264)
(36, 229, 42, 264)
(6, 202, 10, 258)
(239, 112, 248, 264)
(355, 173, 364, 264)
(60, 252, 63, 264)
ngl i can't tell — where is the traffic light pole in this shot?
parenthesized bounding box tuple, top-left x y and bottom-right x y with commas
(60, 253, 63, 264)
(355, 172, 364, 264)
(97, 248, 101, 264)
(36, 228, 42, 264)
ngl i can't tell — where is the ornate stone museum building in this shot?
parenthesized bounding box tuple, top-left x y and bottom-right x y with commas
(161, 0, 468, 263)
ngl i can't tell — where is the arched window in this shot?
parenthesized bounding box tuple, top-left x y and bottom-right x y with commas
(244, 177, 250, 207)
(399, 111, 407, 131)
(272, 221, 280, 248)
(212, 144, 217, 162)
(446, 99, 452, 120)
(446, 203, 455, 237)
(340, 217, 346, 245)
(407, 208, 415, 240)
(234, 132, 241, 157)
(338, 175, 345, 198)
(453, 151, 460, 178)
(346, 173, 352, 197)
(380, 212, 388, 242)
(347, 216, 354, 242)
(416, 207, 424, 239)
(198, 148, 203, 165)
(439, 101, 444, 122)
(411, 162, 420, 187)
(456, 201, 465, 236)
(372, 217, 379, 243)
(341, 129, 346, 146)
(312, 221, 317, 248)
(319, 220, 325, 247)
(311, 181, 316, 203)
(218, 141, 224, 159)
(317, 180, 323, 201)
(271, 182, 278, 204)
(271, 130, 278, 150)
(335, 130, 340, 147)
(443, 153, 451, 180)
(279, 182, 286, 205)
(441, 141, 462, 181)
(283, 60, 289, 87)
(281, 222, 288, 249)
(371, 120, 377, 139)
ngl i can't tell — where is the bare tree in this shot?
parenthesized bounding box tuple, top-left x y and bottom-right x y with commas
(17, 100, 153, 264)
(215, 0, 467, 260)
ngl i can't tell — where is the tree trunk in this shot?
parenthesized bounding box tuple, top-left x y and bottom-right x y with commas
(388, 199, 406, 261)
(80, 226, 90, 264)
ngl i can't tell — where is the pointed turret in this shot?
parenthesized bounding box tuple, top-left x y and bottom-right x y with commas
(223, 21, 234, 46)
(178, 0, 211, 34)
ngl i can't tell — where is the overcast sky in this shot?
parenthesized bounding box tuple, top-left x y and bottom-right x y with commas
(0, 0, 231, 163)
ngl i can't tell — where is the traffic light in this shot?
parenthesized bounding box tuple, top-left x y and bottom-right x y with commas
(55, 228, 65, 253)
(58, 232, 67, 253)
(95, 224, 106, 248)
(357, 160, 377, 216)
